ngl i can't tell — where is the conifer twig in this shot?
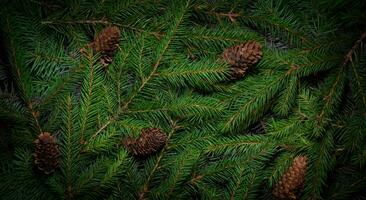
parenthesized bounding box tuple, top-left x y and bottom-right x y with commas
(41, 19, 164, 38)
(199, 9, 309, 43)
(6, 19, 43, 134)
(316, 30, 366, 127)
(138, 121, 180, 200)
(91, 6, 187, 139)
(342, 31, 366, 67)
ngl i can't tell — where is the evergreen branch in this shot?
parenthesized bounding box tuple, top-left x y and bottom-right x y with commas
(203, 135, 269, 154)
(100, 150, 128, 186)
(41, 19, 164, 39)
(169, 132, 217, 150)
(63, 95, 75, 200)
(222, 74, 284, 132)
(315, 31, 366, 134)
(73, 157, 107, 196)
(4, 17, 43, 134)
(273, 76, 298, 116)
(350, 61, 366, 112)
(126, 108, 169, 114)
(91, 119, 113, 139)
(121, 9, 185, 109)
(205, 141, 262, 152)
(110, 36, 141, 108)
(79, 51, 97, 142)
(92, 1, 190, 138)
(348, 31, 366, 111)
(41, 60, 85, 106)
(229, 167, 258, 200)
(343, 31, 366, 67)
(242, 171, 257, 199)
(221, 49, 337, 133)
(190, 35, 246, 43)
(264, 152, 293, 188)
(158, 66, 226, 77)
(267, 117, 302, 139)
(2, 1, 366, 199)
(317, 84, 343, 135)
(183, 26, 262, 56)
(138, 121, 180, 200)
(199, 7, 310, 45)
(85, 128, 118, 153)
(156, 149, 201, 199)
(304, 134, 335, 199)
(229, 166, 246, 200)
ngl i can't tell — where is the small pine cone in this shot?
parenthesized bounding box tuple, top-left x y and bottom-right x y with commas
(222, 41, 262, 79)
(83, 26, 120, 69)
(33, 132, 60, 175)
(89, 26, 120, 56)
(123, 128, 167, 157)
(273, 155, 308, 200)
(222, 41, 263, 67)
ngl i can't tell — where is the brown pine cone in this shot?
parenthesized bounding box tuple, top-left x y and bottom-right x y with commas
(33, 132, 60, 175)
(123, 128, 167, 157)
(222, 41, 262, 67)
(82, 26, 121, 68)
(273, 155, 308, 200)
(88, 26, 120, 56)
(222, 41, 262, 79)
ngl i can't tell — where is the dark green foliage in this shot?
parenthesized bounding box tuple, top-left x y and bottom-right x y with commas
(0, 0, 365, 199)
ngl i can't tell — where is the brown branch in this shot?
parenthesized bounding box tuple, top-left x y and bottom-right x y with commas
(343, 31, 366, 67)
(6, 19, 43, 134)
(90, 5, 187, 139)
(316, 30, 366, 125)
(213, 11, 241, 23)
(41, 19, 164, 38)
(202, 9, 309, 44)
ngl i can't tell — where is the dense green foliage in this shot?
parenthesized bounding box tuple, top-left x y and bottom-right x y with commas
(0, 0, 365, 199)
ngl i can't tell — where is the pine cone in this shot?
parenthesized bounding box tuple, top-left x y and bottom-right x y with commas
(33, 132, 60, 175)
(273, 155, 308, 200)
(89, 26, 120, 55)
(222, 41, 262, 79)
(84, 26, 121, 68)
(123, 128, 167, 157)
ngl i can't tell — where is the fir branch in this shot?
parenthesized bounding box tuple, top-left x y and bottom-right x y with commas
(41, 19, 164, 39)
(61, 95, 77, 200)
(41, 60, 85, 106)
(153, 148, 201, 199)
(222, 74, 285, 133)
(4, 16, 43, 134)
(138, 121, 180, 200)
(78, 51, 103, 142)
(314, 31, 366, 135)
(343, 31, 366, 67)
(348, 31, 366, 112)
(1, 1, 366, 199)
(350, 60, 366, 112)
(92, 0, 191, 139)
(304, 133, 335, 199)
(196, 3, 311, 45)
(273, 76, 298, 116)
